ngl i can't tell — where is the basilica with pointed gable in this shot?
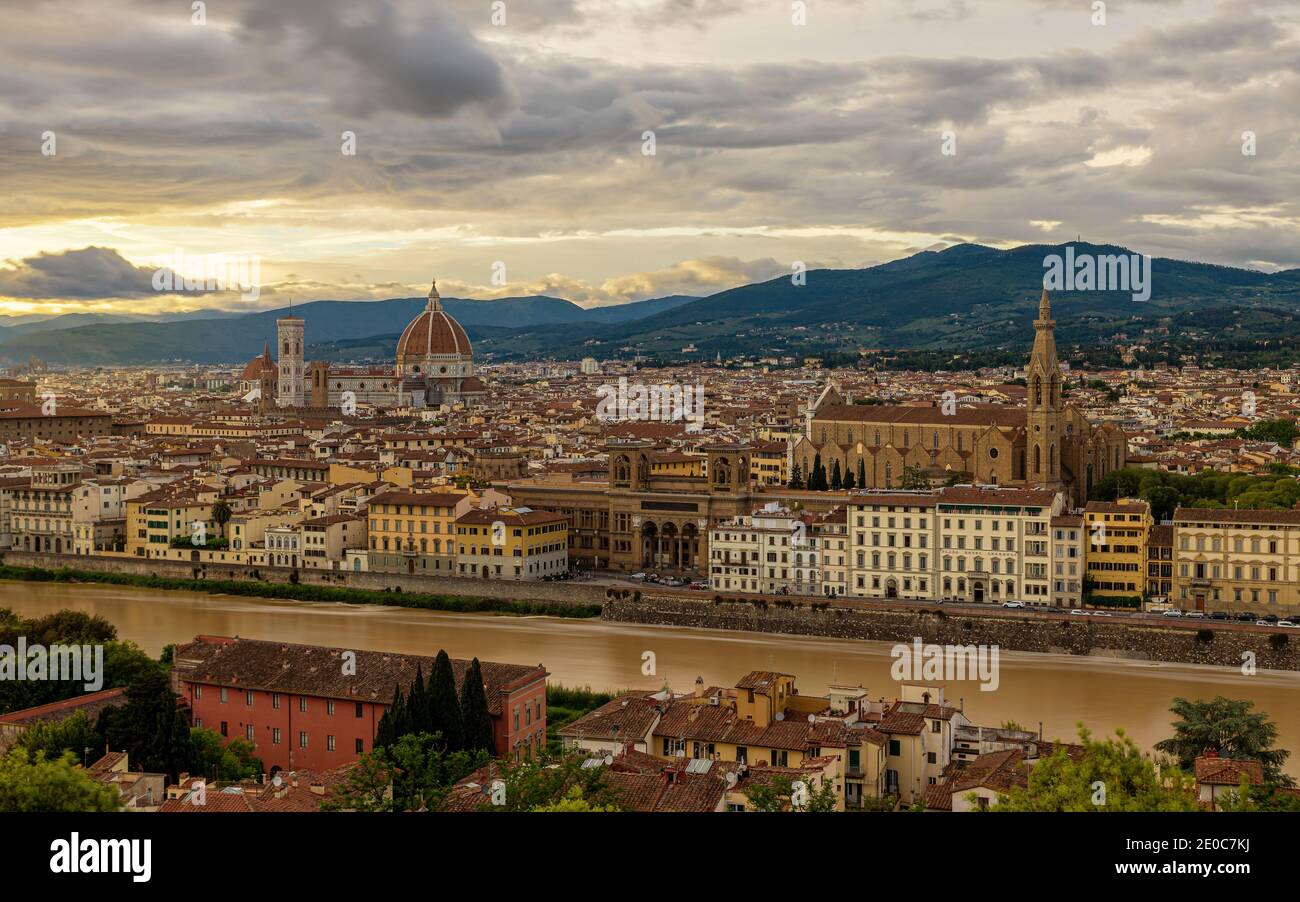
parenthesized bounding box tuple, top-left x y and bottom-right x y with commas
(790, 290, 1126, 505)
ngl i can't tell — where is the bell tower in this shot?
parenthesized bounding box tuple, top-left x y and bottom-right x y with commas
(1026, 289, 1064, 490)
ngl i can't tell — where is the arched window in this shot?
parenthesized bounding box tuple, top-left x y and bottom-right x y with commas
(1033, 444, 1041, 474)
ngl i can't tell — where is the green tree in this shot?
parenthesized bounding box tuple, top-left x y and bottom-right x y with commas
(428, 651, 464, 751)
(191, 728, 261, 782)
(994, 727, 1197, 811)
(15, 712, 102, 765)
(830, 459, 843, 491)
(899, 465, 930, 490)
(856, 458, 866, 489)
(0, 748, 121, 812)
(788, 464, 804, 489)
(99, 669, 194, 781)
(1154, 697, 1292, 786)
(531, 784, 620, 811)
(211, 499, 233, 538)
(742, 774, 837, 811)
(487, 753, 621, 812)
(374, 686, 407, 751)
(459, 658, 495, 755)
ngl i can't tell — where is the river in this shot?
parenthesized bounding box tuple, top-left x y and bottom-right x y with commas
(4, 579, 1298, 774)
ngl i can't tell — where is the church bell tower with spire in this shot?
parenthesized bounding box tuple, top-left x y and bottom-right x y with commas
(1026, 288, 1064, 490)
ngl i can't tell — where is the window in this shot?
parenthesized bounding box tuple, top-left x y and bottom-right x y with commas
(888, 740, 901, 756)
(246, 724, 254, 741)
(273, 693, 281, 710)
(356, 738, 364, 754)
(219, 721, 228, 737)
(299, 697, 308, 713)
(272, 728, 281, 745)
(736, 746, 748, 764)
(355, 703, 364, 718)
(299, 731, 309, 749)
(327, 735, 336, 752)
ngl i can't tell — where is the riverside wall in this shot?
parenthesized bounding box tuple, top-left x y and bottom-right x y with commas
(605, 592, 1300, 672)
(0, 550, 608, 607)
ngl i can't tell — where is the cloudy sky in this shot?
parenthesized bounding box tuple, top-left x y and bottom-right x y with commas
(0, 0, 1296, 316)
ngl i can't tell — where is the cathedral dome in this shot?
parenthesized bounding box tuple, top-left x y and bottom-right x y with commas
(396, 281, 471, 362)
(241, 342, 277, 381)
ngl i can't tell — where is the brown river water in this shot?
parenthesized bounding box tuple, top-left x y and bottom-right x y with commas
(4, 580, 1298, 774)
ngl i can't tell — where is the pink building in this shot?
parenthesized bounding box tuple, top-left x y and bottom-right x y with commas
(172, 636, 547, 774)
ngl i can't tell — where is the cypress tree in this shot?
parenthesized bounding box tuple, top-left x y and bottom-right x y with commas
(789, 464, 803, 489)
(407, 666, 429, 736)
(857, 458, 867, 489)
(843, 467, 856, 491)
(428, 651, 464, 751)
(458, 658, 495, 755)
(375, 686, 406, 750)
(830, 459, 843, 490)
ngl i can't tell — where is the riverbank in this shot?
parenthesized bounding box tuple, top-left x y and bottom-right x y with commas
(0, 563, 602, 619)
(4, 578, 1297, 777)
(606, 594, 1300, 672)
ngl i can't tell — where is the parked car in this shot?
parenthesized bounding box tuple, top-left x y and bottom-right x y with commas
(629, 572, 646, 581)
(1210, 611, 1229, 621)
(1001, 601, 1026, 609)
(1235, 612, 1257, 622)
(688, 581, 709, 591)
(1069, 609, 1088, 616)
(1092, 610, 1112, 617)
(1161, 609, 1184, 618)
(1184, 611, 1206, 619)
(1255, 619, 1273, 626)
(1278, 620, 1299, 628)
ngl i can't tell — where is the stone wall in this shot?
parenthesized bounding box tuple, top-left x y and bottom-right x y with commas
(0, 551, 606, 608)
(605, 593, 1300, 672)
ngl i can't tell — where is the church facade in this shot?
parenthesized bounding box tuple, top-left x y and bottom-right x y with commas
(791, 290, 1126, 504)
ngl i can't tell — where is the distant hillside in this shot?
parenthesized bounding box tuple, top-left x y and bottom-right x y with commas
(470, 243, 1300, 361)
(0, 293, 698, 366)
(7, 243, 1299, 366)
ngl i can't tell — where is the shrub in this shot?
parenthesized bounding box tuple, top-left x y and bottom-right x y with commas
(1194, 629, 1214, 643)
(1269, 633, 1289, 650)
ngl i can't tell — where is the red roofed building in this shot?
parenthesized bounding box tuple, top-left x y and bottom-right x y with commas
(172, 636, 548, 774)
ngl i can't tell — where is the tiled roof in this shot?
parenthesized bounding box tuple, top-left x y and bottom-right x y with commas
(172, 636, 545, 713)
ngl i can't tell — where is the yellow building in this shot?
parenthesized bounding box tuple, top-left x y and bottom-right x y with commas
(1172, 507, 1300, 615)
(126, 489, 218, 558)
(750, 441, 789, 486)
(1083, 499, 1151, 599)
(367, 489, 468, 575)
(455, 506, 569, 580)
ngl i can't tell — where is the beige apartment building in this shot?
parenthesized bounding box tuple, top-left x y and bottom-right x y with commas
(300, 514, 366, 570)
(814, 507, 849, 597)
(708, 502, 820, 595)
(847, 492, 937, 601)
(1171, 507, 1300, 615)
(1050, 513, 1085, 608)
(845, 486, 1064, 606)
(879, 684, 970, 805)
(10, 463, 83, 554)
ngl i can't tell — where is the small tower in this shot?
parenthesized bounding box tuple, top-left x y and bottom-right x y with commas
(276, 311, 305, 408)
(1026, 289, 1064, 490)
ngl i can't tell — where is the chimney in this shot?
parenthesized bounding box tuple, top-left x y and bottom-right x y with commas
(695, 676, 705, 698)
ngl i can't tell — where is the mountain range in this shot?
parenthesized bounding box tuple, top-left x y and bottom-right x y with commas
(3, 243, 1298, 367)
